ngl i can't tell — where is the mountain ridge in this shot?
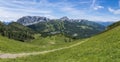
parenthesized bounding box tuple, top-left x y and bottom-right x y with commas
(16, 16, 105, 39)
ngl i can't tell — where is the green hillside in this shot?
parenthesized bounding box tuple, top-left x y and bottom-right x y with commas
(0, 35, 42, 53)
(28, 20, 105, 39)
(107, 21, 120, 30)
(0, 34, 80, 53)
(27, 34, 73, 46)
(1, 23, 120, 62)
(0, 22, 35, 42)
(24, 34, 78, 50)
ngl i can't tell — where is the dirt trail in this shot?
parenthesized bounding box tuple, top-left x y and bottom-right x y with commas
(0, 39, 88, 59)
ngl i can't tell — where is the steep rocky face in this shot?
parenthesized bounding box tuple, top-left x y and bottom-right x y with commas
(60, 16, 84, 22)
(17, 16, 50, 26)
(60, 16, 69, 21)
(17, 16, 85, 26)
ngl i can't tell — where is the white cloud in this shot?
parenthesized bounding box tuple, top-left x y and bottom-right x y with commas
(91, 0, 96, 7)
(0, 9, 24, 21)
(60, 7, 85, 15)
(60, 5, 118, 22)
(108, 7, 114, 12)
(108, 7, 120, 14)
(86, 15, 120, 22)
(0, 0, 118, 22)
(13, 0, 36, 5)
(0, 0, 56, 21)
(108, 0, 120, 15)
(0, 7, 54, 22)
(93, 6, 104, 10)
(91, 0, 104, 10)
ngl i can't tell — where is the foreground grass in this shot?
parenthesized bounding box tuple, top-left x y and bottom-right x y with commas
(0, 35, 42, 53)
(26, 34, 77, 49)
(0, 34, 80, 53)
(1, 26, 120, 62)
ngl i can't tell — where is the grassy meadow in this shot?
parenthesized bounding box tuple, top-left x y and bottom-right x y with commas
(0, 23, 120, 62)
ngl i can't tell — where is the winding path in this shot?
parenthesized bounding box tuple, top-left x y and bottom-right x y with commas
(0, 39, 88, 59)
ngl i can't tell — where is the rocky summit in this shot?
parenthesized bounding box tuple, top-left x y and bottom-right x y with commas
(17, 16, 50, 26)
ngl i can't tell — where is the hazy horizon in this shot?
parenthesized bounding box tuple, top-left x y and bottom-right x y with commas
(0, 0, 120, 22)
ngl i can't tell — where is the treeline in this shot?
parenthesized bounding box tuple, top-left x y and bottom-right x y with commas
(0, 22, 35, 42)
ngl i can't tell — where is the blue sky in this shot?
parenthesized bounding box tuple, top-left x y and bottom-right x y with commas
(0, 0, 120, 22)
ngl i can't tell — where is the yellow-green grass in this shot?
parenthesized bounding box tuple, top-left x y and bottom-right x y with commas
(1, 25, 120, 62)
(0, 35, 42, 53)
(29, 34, 70, 45)
(26, 34, 76, 49)
(0, 34, 81, 53)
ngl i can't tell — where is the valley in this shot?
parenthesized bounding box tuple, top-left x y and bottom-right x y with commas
(0, 20, 120, 62)
(0, 0, 120, 62)
(0, 18, 120, 62)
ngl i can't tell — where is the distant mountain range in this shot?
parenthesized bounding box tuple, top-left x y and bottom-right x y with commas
(96, 21, 113, 26)
(17, 16, 113, 26)
(17, 16, 105, 39)
(0, 16, 108, 41)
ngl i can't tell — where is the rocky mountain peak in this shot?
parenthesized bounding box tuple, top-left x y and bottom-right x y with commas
(17, 16, 50, 26)
(60, 16, 69, 21)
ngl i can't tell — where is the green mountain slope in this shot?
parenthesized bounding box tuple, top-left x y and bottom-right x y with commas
(0, 34, 80, 53)
(28, 20, 105, 39)
(107, 21, 120, 30)
(2, 22, 120, 62)
(0, 35, 41, 53)
(0, 22, 35, 41)
(27, 34, 73, 46)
